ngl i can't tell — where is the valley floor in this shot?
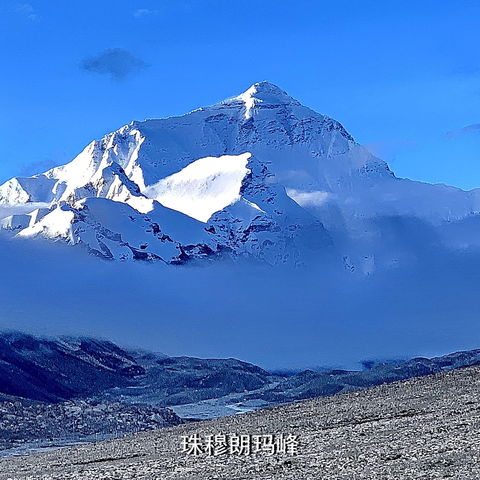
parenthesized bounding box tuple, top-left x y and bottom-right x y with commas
(2, 366, 480, 479)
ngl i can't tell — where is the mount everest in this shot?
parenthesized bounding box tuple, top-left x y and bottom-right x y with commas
(1, 81, 478, 271)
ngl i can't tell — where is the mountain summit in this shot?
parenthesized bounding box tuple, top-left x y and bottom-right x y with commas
(222, 81, 301, 118)
(0, 82, 479, 269)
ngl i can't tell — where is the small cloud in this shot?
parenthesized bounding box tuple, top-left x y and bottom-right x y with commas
(445, 123, 480, 139)
(80, 48, 148, 81)
(286, 189, 330, 207)
(363, 138, 418, 158)
(133, 8, 158, 18)
(15, 3, 39, 21)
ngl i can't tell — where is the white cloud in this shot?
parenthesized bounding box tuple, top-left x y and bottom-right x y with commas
(15, 3, 39, 21)
(445, 123, 480, 139)
(133, 8, 159, 18)
(286, 189, 330, 207)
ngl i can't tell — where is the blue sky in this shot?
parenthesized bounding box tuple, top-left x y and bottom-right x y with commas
(1, 0, 480, 189)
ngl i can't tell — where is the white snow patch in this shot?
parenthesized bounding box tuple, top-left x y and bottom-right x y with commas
(236, 86, 257, 119)
(224, 82, 300, 119)
(123, 195, 154, 214)
(143, 153, 252, 222)
(18, 207, 75, 241)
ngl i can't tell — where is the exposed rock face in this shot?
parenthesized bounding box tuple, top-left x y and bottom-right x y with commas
(0, 398, 182, 452)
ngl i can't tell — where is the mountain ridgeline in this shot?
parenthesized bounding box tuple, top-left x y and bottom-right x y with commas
(2, 332, 480, 414)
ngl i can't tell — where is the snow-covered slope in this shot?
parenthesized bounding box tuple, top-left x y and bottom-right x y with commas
(1, 81, 479, 267)
(143, 153, 251, 222)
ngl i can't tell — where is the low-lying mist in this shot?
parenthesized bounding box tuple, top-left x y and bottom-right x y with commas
(0, 232, 479, 370)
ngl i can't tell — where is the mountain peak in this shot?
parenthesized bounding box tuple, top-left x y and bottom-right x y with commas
(222, 81, 301, 118)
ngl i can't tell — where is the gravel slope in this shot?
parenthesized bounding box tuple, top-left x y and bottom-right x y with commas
(2, 366, 480, 479)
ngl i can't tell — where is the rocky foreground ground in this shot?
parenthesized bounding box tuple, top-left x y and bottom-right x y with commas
(2, 366, 480, 479)
(0, 399, 181, 452)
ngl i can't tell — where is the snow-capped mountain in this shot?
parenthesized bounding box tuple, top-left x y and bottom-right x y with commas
(1, 81, 479, 268)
